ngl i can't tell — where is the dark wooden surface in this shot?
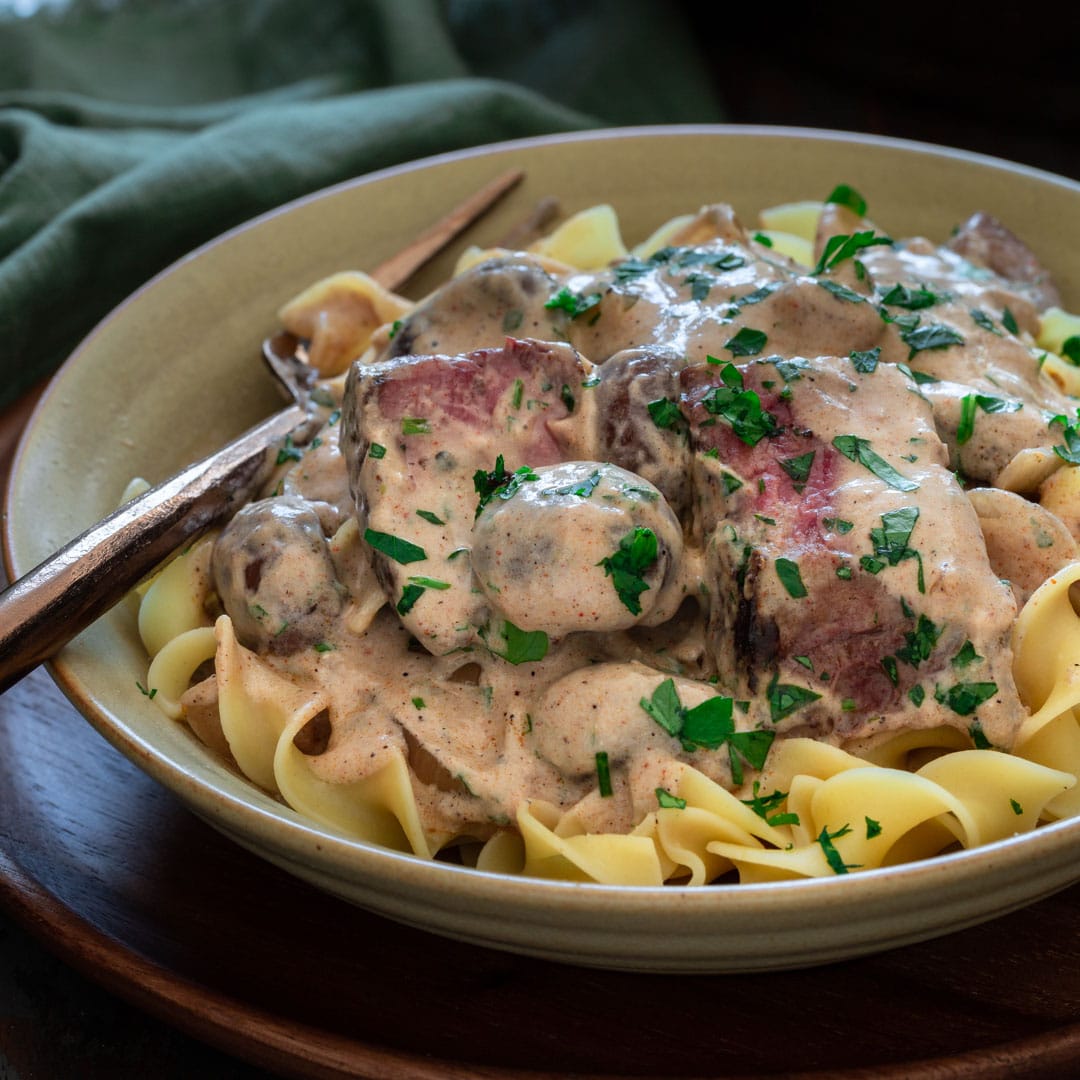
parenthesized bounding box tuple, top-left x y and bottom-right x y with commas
(5, 388, 1080, 1079)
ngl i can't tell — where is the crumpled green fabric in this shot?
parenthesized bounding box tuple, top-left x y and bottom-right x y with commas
(0, 0, 723, 409)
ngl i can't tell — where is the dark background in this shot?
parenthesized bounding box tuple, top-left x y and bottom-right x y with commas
(680, 7, 1079, 182)
(1, 4, 1078, 1078)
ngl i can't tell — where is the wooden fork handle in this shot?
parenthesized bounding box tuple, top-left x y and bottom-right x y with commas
(0, 404, 306, 694)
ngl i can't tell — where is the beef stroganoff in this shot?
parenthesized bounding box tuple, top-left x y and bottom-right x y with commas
(135, 186, 1080, 885)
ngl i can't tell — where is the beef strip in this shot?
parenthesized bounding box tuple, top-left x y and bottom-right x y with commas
(340, 337, 595, 654)
(681, 354, 1024, 752)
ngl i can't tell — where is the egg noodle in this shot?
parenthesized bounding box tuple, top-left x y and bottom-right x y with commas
(134, 190, 1080, 886)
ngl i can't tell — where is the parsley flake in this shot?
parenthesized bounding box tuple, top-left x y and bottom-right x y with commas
(775, 557, 808, 598)
(833, 435, 919, 492)
(724, 327, 768, 357)
(936, 682, 999, 717)
(701, 362, 780, 446)
(817, 824, 860, 874)
(595, 751, 613, 797)
(473, 455, 539, 518)
(545, 286, 602, 319)
(599, 527, 658, 615)
(900, 322, 965, 359)
(656, 787, 687, 810)
(364, 529, 427, 564)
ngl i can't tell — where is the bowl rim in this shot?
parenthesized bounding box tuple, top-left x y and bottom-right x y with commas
(8, 121, 1080, 925)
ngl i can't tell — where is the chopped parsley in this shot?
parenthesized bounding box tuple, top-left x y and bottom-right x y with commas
(779, 451, 815, 492)
(701, 362, 780, 446)
(656, 787, 687, 810)
(825, 183, 868, 216)
(817, 279, 866, 304)
(647, 396, 688, 434)
(724, 327, 768, 357)
(1050, 412, 1080, 464)
(767, 673, 822, 723)
(599, 526, 658, 615)
(952, 641, 983, 668)
(817, 824, 860, 874)
(483, 619, 550, 665)
(775, 557, 808, 598)
(849, 347, 880, 373)
(865, 816, 883, 839)
(542, 469, 603, 499)
(396, 583, 425, 615)
(276, 435, 303, 465)
(415, 509, 445, 526)
(936, 681, 999, 717)
(401, 417, 431, 435)
(639, 677, 773, 783)
(364, 529, 427, 564)
(368, 442, 387, 460)
(407, 575, 451, 590)
(823, 517, 854, 534)
(473, 455, 539, 518)
(741, 782, 800, 827)
(879, 284, 944, 310)
(813, 230, 892, 274)
(957, 393, 1023, 445)
(595, 751, 613, 797)
(832, 434, 919, 492)
(971, 307, 1003, 335)
(545, 285, 602, 319)
(867, 506, 924, 591)
(899, 322, 965, 359)
(895, 613, 941, 669)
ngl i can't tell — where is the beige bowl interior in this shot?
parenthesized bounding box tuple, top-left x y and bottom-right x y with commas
(7, 125, 1080, 973)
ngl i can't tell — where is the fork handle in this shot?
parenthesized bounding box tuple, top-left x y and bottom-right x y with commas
(0, 403, 307, 693)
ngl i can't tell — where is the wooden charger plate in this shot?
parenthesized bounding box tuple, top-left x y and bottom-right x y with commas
(5, 128, 1080, 1073)
(3, 665, 1080, 1078)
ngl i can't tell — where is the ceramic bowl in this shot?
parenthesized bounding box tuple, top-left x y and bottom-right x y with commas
(7, 126, 1080, 973)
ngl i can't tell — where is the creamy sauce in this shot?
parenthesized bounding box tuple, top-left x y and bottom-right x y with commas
(200, 202, 1075, 848)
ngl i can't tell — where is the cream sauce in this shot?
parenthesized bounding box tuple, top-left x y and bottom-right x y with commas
(200, 202, 1075, 846)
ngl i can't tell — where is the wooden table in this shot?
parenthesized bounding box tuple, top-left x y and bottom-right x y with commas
(4, 385, 1080, 1079)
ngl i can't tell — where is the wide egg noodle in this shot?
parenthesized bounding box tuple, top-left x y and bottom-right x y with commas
(137, 532, 216, 658)
(135, 197, 1080, 887)
(651, 765, 790, 885)
(146, 625, 217, 721)
(275, 709, 431, 858)
(515, 799, 664, 886)
(214, 613, 325, 793)
(527, 203, 628, 270)
(277, 270, 413, 377)
(1012, 561, 1080, 817)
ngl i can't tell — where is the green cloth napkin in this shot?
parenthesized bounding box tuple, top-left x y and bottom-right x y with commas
(0, 0, 724, 409)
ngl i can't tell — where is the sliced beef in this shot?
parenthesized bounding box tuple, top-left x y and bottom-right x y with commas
(946, 211, 1061, 312)
(340, 337, 595, 654)
(680, 354, 1024, 751)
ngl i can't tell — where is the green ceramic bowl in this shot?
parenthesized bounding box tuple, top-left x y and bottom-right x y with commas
(7, 126, 1080, 973)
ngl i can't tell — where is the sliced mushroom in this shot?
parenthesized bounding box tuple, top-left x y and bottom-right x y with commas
(968, 487, 1078, 605)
